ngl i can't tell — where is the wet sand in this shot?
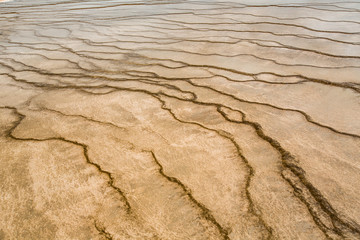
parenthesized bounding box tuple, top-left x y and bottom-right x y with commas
(1, 0, 360, 239)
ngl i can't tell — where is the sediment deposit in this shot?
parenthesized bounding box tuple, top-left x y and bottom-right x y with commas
(1, 0, 360, 239)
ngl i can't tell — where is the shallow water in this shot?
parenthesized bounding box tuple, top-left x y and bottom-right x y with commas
(1, 1, 360, 239)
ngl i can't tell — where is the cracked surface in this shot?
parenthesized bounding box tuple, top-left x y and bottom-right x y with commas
(1, 0, 360, 239)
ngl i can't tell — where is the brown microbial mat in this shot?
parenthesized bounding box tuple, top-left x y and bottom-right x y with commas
(0, 0, 360, 239)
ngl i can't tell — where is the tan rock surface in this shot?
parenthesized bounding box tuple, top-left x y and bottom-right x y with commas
(1, 0, 360, 239)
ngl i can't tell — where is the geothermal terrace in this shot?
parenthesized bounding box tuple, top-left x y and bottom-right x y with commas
(0, 0, 360, 239)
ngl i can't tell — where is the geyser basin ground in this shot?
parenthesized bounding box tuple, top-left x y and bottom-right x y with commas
(0, 0, 360, 239)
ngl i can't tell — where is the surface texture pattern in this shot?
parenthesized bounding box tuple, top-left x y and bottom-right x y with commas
(0, 0, 360, 239)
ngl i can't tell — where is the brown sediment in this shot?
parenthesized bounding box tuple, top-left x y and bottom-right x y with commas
(1, 0, 360, 239)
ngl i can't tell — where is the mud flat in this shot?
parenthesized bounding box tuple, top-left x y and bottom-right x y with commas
(1, 0, 360, 239)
